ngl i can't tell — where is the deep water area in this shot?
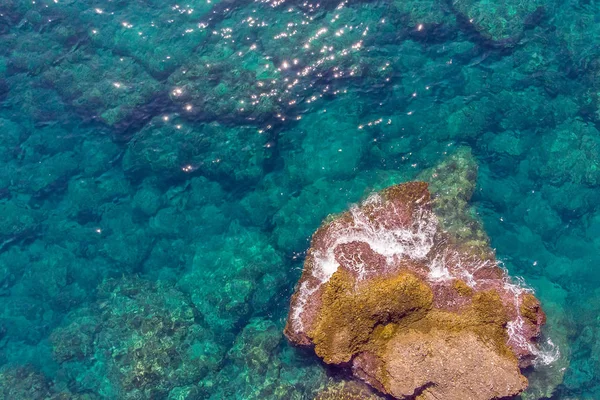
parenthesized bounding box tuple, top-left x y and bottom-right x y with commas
(1, 0, 600, 398)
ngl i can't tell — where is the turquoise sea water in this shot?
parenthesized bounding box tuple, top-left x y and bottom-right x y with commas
(1, 0, 600, 398)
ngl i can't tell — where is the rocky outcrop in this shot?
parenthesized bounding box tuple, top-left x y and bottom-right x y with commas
(284, 154, 547, 400)
(314, 380, 385, 400)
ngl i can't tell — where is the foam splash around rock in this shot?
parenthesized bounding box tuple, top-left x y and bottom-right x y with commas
(285, 161, 550, 399)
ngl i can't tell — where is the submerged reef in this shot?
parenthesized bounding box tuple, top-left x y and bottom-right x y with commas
(451, 0, 545, 44)
(0, 365, 99, 400)
(50, 278, 224, 399)
(314, 380, 386, 399)
(2, 0, 600, 397)
(285, 174, 547, 398)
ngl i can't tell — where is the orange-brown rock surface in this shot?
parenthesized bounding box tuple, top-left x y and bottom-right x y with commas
(284, 166, 547, 399)
(314, 380, 385, 400)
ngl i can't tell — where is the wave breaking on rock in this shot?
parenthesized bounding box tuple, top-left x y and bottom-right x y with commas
(285, 151, 552, 400)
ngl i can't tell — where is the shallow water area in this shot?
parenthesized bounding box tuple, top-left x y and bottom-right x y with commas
(1, 0, 600, 398)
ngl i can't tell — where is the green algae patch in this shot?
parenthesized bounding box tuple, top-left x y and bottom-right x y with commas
(418, 146, 494, 262)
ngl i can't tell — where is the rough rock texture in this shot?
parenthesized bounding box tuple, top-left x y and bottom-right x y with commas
(49, 278, 223, 400)
(376, 329, 526, 399)
(285, 167, 546, 399)
(451, 0, 545, 44)
(314, 380, 385, 400)
(0, 365, 99, 400)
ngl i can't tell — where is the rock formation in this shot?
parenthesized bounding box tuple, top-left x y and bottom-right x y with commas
(284, 151, 547, 400)
(314, 380, 385, 400)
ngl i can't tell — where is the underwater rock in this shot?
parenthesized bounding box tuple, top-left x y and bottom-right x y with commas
(518, 277, 568, 400)
(314, 380, 385, 400)
(84, 0, 214, 79)
(0, 201, 40, 245)
(0, 365, 54, 399)
(166, 0, 401, 126)
(62, 171, 131, 220)
(7, 31, 67, 76)
(0, 365, 99, 400)
(285, 176, 547, 399)
(50, 278, 223, 399)
(41, 51, 162, 127)
(132, 179, 163, 217)
(0, 79, 7, 103)
(210, 318, 324, 399)
(123, 116, 266, 184)
(416, 146, 489, 255)
(281, 105, 367, 184)
(178, 227, 285, 335)
(208, 317, 328, 399)
(529, 119, 600, 187)
(273, 177, 373, 253)
(168, 50, 286, 125)
(451, 0, 544, 44)
(445, 96, 498, 140)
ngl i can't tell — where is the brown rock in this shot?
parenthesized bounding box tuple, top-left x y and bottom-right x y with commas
(380, 330, 527, 399)
(284, 179, 547, 400)
(314, 380, 385, 400)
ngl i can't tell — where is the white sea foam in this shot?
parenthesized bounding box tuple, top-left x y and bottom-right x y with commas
(428, 253, 453, 282)
(426, 245, 493, 286)
(504, 278, 533, 353)
(290, 280, 317, 332)
(502, 276, 560, 365)
(311, 193, 439, 283)
(533, 337, 561, 366)
(291, 193, 438, 332)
